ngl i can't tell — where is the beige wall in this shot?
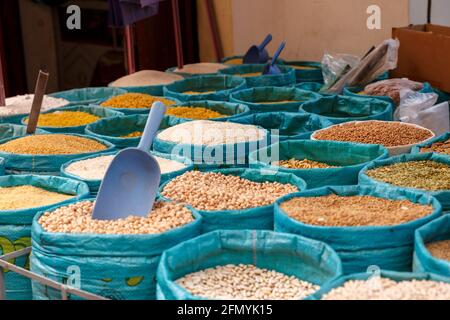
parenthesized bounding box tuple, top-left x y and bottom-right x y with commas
(198, 0, 409, 62)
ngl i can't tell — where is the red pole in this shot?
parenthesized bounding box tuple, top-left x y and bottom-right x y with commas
(124, 25, 136, 75)
(171, 0, 184, 69)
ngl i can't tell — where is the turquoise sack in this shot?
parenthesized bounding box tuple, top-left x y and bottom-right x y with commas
(30, 199, 202, 300)
(230, 112, 333, 141)
(20, 105, 123, 134)
(163, 75, 246, 102)
(296, 82, 324, 93)
(156, 230, 343, 300)
(219, 64, 296, 88)
(411, 132, 450, 156)
(50, 87, 127, 106)
(249, 140, 389, 188)
(284, 61, 324, 83)
(359, 152, 450, 210)
(300, 95, 393, 124)
(0, 124, 47, 139)
(0, 134, 115, 175)
(413, 215, 450, 276)
(229, 86, 321, 113)
(0, 175, 89, 300)
(274, 185, 442, 274)
(160, 168, 306, 233)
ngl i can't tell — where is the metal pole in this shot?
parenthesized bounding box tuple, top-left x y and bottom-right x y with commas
(171, 0, 184, 69)
(124, 25, 136, 75)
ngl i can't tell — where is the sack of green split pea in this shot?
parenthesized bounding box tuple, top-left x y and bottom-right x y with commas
(0, 175, 89, 300)
(30, 199, 202, 300)
(274, 185, 441, 274)
(157, 230, 342, 300)
(159, 168, 306, 233)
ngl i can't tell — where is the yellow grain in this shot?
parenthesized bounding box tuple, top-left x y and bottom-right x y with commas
(101, 93, 175, 109)
(0, 185, 73, 210)
(24, 111, 100, 127)
(166, 107, 225, 119)
(121, 131, 143, 138)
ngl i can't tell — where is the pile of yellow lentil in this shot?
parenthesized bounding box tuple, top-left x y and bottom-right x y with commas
(0, 134, 107, 155)
(121, 131, 143, 138)
(166, 106, 225, 120)
(101, 93, 175, 109)
(24, 111, 100, 127)
(240, 72, 262, 77)
(0, 185, 73, 210)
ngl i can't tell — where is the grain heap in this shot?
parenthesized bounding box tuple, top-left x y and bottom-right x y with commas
(366, 161, 450, 191)
(0, 135, 107, 155)
(420, 139, 450, 155)
(156, 120, 266, 146)
(280, 195, 433, 227)
(274, 159, 336, 169)
(426, 240, 450, 261)
(109, 70, 183, 87)
(182, 91, 216, 95)
(322, 278, 450, 300)
(38, 201, 194, 235)
(0, 94, 68, 116)
(162, 171, 298, 211)
(166, 107, 225, 120)
(65, 154, 187, 180)
(314, 121, 433, 147)
(0, 185, 73, 210)
(121, 132, 143, 138)
(240, 72, 262, 77)
(176, 264, 319, 300)
(100, 93, 175, 109)
(224, 58, 243, 65)
(172, 63, 228, 75)
(24, 111, 100, 127)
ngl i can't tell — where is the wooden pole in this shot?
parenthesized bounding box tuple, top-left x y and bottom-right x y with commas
(205, 0, 223, 62)
(124, 25, 136, 75)
(171, 0, 184, 69)
(26, 70, 49, 134)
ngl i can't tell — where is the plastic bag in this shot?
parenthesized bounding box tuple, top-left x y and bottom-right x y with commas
(321, 53, 360, 88)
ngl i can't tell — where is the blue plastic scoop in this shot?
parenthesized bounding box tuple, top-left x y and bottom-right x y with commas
(243, 34, 272, 64)
(263, 41, 286, 75)
(92, 102, 167, 220)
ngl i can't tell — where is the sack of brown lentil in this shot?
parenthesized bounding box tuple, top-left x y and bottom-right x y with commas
(230, 112, 333, 141)
(284, 61, 324, 83)
(165, 100, 250, 123)
(160, 168, 306, 232)
(163, 75, 246, 102)
(274, 185, 442, 274)
(50, 87, 127, 106)
(310, 270, 450, 300)
(30, 199, 202, 300)
(249, 140, 389, 189)
(414, 215, 450, 278)
(299, 95, 393, 124)
(156, 229, 342, 300)
(411, 132, 450, 156)
(60, 151, 193, 196)
(0, 174, 90, 300)
(229, 86, 321, 113)
(0, 134, 115, 175)
(21, 105, 123, 134)
(359, 153, 450, 210)
(219, 64, 296, 88)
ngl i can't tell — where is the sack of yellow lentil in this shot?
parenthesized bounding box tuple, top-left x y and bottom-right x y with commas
(0, 174, 89, 300)
(274, 185, 442, 274)
(359, 153, 450, 211)
(30, 199, 202, 300)
(156, 229, 342, 300)
(230, 112, 333, 141)
(163, 75, 246, 102)
(229, 86, 321, 113)
(249, 140, 389, 189)
(50, 87, 127, 106)
(21, 105, 123, 134)
(0, 134, 115, 175)
(285, 61, 324, 83)
(219, 64, 296, 88)
(98, 93, 178, 115)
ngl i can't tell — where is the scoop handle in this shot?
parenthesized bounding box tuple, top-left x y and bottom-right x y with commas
(138, 102, 167, 151)
(271, 41, 286, 66)
(258, 34, 272, 51)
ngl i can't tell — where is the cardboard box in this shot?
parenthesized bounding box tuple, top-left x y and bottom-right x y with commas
(392, 24, 450, 93)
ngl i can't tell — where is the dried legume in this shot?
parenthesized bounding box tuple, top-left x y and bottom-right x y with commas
(314, 121, 433, 147)
(121, 131, 143, 138)
(100, 93, 175, 109)
(177, 264, 319, 300)
(0, 134, 107, 155)
(166, 107, 225, 119)
(280, 195, 433, 227)
(24, 111, 100, 127)
(426, 240, 450, 261)
(0, 185, 73, 210)
(224, 58, 243, 65)
(322, 278, 450, 300)
(156, 120, 266, 146)
(173, 63, 228, 75)
(39, 201, 194, 235)
(162, 170, 298, 211)
(240, 72, 262, 77)
(65, 154, 187, 180)
(420, 139, 450, 155)
(366, 160, 450, 191)
(274, 159, 336, 169)
(182, 91, 216, 95)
